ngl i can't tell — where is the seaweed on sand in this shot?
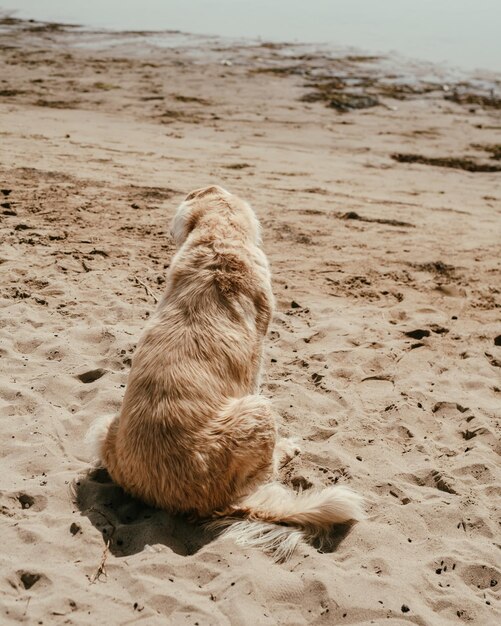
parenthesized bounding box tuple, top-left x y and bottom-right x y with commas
(444, 91, 501, 109)
(471, 144, 501, 161)
(391, 153, 501, 173)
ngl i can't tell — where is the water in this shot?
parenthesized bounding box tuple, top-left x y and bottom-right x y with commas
(1, 0, 500, 73)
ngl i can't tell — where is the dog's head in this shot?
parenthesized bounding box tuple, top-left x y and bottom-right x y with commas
(170, 185, 261, 247)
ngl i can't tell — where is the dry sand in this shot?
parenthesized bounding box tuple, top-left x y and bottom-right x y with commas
(0, 17, 500, 626)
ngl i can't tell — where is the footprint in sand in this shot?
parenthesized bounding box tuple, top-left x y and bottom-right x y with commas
(289, 475, 314, 490)
(0, 491, 48, 514)
(374, 483, 412, 505)
(432, 401, 469, 415)
(454, 463, 494, 482)
(404, 329, 431, 340)
(76, 368, 107, 383)
(16, 570, 51, 591)
(460, 564, 499, 591)
(401, 470, 458, 495)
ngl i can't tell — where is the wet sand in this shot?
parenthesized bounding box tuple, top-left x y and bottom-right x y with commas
(0, 17, 500, 626)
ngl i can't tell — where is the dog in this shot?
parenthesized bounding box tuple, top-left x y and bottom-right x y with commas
(86, 185, 364, 560)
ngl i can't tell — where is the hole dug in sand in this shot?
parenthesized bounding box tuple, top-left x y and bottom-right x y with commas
(76, 369, 107, 384)
(17, 494, 35, 510)
(17, 571, 50, 591)
(14, 492, 47, 512)
(19, 572, 41, 590)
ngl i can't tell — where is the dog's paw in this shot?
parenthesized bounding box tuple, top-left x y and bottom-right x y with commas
(283, 437, 302, 457)
(276, 437, 302, 465)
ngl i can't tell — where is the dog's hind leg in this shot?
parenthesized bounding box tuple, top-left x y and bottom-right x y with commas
(212, 395, 277, 502)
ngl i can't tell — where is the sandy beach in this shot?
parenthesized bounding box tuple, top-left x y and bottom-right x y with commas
(0, 16, 500, 625)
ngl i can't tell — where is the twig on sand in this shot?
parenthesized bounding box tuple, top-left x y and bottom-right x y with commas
(90, 539, 111, 584)
(88, 507, 116, 584)
(134, 277, 158, 303)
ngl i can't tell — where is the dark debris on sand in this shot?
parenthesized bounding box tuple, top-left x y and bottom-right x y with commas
(391, 153, 501, 173)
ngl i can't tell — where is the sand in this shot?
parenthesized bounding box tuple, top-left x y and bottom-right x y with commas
(0, 16, 500, 626)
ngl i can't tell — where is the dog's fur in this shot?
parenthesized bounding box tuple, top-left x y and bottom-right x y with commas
(86, 185, 364, 560)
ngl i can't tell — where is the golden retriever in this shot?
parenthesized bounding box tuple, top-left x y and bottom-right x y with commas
(86, 185, 364, 560)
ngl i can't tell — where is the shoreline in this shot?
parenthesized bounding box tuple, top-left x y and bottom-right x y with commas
(2, 1, 501, 74)
(1, 11, 501, 85)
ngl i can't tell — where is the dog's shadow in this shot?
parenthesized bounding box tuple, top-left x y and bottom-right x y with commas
(73, 469, 355, 560)
(72, 469, 216, 558)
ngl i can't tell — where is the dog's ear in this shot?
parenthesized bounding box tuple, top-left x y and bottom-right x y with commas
(185, 185, 228, 202)
(185, 206, 203, 234)
(171, 202, 204, 246)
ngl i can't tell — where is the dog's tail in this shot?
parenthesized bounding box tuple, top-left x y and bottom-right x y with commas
(211, 482, 365, 561)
